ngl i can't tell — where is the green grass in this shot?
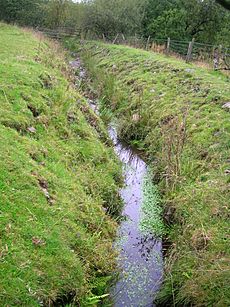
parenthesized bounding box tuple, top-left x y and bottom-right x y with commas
(68, 40, 230, 306)
(0, 25, 123, 306)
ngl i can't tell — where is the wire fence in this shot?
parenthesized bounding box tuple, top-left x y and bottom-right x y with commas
(37, 28, 230, 71)
(37, 27, 81, 39)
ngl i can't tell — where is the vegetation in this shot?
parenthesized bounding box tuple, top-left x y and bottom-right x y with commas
(140, 171, 164, 237)
(1, 0, 230, 306)
(216, 0, 230, 10)
(0, 24, 123, 305)
(0, 0, 230, 45)
(70, 40, 230, 306)
(142, 0, 230, 45)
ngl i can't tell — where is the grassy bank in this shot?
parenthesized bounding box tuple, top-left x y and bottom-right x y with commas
(0, 25, 123, 306)
(67, 40, 230, 306)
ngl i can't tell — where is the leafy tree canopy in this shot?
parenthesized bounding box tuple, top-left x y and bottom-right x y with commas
(0, 0, 229, 45)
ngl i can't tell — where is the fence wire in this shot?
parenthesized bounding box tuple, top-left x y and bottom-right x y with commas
(37, 28, 230, 71)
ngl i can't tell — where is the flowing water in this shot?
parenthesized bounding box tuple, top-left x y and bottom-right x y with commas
(70, 58, 163, 307)
(109, 126, 163, 307)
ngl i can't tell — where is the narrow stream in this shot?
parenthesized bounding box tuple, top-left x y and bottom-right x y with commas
(109, 126, 163, 307)
(70, 58, 163, 307)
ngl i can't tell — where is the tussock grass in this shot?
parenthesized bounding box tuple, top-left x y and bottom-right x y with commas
(71, 40, 230, 306)
(0, 25, 122, 306)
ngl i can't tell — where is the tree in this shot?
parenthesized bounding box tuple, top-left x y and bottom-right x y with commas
(181, 0, 223, 41)
(0, 0, 229, 46)
(145, 8, 187, 40)
(45, 0, 70, 28)
(64, 2, 85, 30)
(82, 0, 147, 38)
(142, 0, 230, 45)
(0, 0, 47, 26)
(216, 0, 230, 10)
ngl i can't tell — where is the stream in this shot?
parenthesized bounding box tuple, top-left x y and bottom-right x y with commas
(109, 126, 163, 307)
(70, 58, 163, 307)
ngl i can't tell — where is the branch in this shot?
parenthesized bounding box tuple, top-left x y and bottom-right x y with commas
(216, 0, 230, 10)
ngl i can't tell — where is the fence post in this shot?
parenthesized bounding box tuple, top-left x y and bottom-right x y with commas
(113, 33, 119, 44)
(186, 38, 195, 62)
(102, 33, 106, 42)
(146, 36, 151, 50)
(152, 40, 156, 52)
(218, 45, 222, 69)
(134, 33, 137, 47)
(213, 44, 223, 70)
(166, 37, 170, 54)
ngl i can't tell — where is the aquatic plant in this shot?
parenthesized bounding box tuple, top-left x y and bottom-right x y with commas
(140, 170, 165, 237)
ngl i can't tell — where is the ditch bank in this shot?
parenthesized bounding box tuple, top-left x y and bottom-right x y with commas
(66, 40, 230, 306)
(70, 58, 164, 306)
(0, 25, 124, 306)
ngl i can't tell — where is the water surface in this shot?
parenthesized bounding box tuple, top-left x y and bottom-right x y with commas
(109, 126, 163, 307)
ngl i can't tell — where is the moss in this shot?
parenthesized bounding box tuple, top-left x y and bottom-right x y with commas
(0, 25, 122, 305)
(73, 40, 230, 306)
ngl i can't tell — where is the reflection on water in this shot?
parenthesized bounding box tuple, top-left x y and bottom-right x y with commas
(109, 126, 163, 307)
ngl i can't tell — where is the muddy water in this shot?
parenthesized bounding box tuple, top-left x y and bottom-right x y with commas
(109, 126, 163, 307)
(70, 58, 163, 307)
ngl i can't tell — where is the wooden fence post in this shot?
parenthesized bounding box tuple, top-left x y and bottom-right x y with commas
(166, 37, 170, 54)
(134, 33, 137, 47)
(213, 45, 222, 70)
(113, 33, 119, 44)
(186, 38, 195, 62)
(80, 31, 85, 40)
(146, 36, 151, 50)
(152, 40, 156, 52)
(218, 45, 222, 68)
(102, 33, 106, 42)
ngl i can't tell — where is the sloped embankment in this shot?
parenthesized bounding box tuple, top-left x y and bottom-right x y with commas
(0, 25, 122, 305)
(72, 41, 230, 306)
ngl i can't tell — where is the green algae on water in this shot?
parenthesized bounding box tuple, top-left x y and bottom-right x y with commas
(139, 170, 164, 237)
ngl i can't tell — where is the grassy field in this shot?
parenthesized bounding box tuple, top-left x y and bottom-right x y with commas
(67, 40, 230, 306)
(0, 25, 123, 306)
